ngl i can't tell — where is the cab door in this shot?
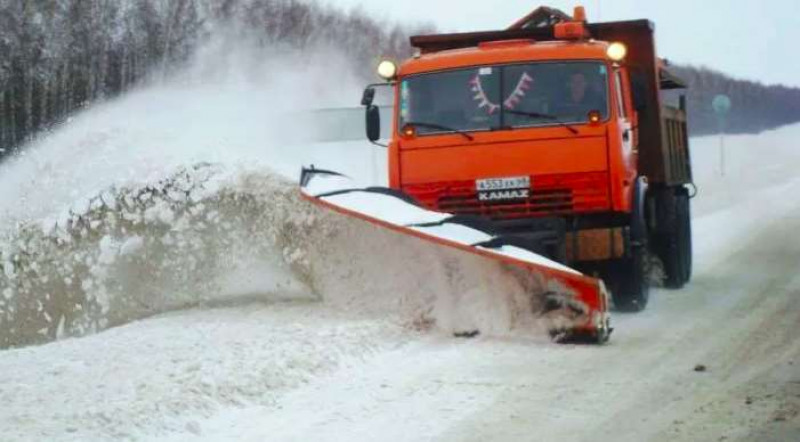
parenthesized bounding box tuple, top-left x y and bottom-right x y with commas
(615, 68, 636, 176)
(607, 67, 639, 212)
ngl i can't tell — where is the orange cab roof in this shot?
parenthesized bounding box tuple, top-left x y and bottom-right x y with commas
(400, 40, 611, 77)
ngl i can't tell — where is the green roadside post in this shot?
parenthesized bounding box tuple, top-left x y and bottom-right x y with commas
(712, 94, 732, 177)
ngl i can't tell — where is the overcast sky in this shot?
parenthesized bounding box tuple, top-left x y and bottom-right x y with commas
(325, 0, 799, 87)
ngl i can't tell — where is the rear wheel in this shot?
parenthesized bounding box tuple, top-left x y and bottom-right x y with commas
(678, 191, 693, 284)
(656, 187, 692, 288)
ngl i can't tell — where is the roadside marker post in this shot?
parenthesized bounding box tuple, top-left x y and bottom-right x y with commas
(712, 94, 732, 177)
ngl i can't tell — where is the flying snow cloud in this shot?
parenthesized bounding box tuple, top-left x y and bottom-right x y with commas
(0, 36, 369, 228)
(0, 34, 376, 349)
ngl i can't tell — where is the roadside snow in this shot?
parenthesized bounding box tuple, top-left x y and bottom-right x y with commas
(0, 303, 413, 441)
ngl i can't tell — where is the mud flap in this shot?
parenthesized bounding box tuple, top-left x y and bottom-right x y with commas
(300, 166, 612, 343)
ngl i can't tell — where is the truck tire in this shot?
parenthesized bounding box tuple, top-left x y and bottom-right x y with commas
(610, 179, 650, 312)
(610, 233, 650, 312)
(677, 190, 692, 284)
(658, 187, 692, 289)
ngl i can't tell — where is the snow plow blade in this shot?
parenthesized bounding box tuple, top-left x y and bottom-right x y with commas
(300, 167, 611, 343)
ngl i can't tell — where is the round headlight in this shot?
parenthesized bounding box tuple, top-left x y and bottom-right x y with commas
(607, 42, 627, 62)
(377, 60, 398, 81)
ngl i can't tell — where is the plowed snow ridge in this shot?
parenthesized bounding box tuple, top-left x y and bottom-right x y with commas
(0, 43, 381, 348)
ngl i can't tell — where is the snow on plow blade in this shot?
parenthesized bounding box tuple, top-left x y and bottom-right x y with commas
(300, 167, 611, 343)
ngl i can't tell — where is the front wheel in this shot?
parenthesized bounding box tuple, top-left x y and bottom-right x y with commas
(609, 178, 650, 312)
(609, 241, 650, 312)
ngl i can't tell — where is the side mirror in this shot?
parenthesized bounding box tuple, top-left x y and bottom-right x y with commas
(361, 87, 376, 107)
(366, 105, 381, 142)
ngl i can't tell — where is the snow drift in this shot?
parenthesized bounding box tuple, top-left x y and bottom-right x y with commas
(0, 40, 556, 349)
(0, 39, 362, 348)
(0, 164, 557, 349)
(0, 166, 301, 348)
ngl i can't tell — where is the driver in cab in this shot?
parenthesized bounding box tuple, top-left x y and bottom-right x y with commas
(557, 72, 605, 119)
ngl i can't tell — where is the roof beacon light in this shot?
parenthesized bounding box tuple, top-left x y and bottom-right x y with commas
(573, 6, 587, 22)
(377, 60, 398, 81)
(607, 42, 628, 62)
(554, 6, 590, 40)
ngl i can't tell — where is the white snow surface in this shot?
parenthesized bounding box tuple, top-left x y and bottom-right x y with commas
(0, 43, 373, 230)
(313, 187, 450, 226)
(306, 182, 578, 275)
(0, 42, 799, 441)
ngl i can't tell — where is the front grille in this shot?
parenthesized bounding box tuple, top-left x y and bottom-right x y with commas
(405, 172, 610, 220)
(439, 188, 574, 216)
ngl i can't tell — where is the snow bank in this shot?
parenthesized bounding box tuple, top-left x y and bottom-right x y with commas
(0, 302, 412, 441)
(0, 37, 373, 348)
(0, 166, 299, 347)
(689, 123, 800, 216)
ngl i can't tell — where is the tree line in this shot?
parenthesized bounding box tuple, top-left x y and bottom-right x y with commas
(670, 65, 800, 136)
(0, 0, 797, 154)
(0, 0, 419, 155)
(0, 0, 204, 152)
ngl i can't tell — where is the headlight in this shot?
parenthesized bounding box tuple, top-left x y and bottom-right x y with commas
(607, 42, 627, 62)
(377, 60, 398, 81)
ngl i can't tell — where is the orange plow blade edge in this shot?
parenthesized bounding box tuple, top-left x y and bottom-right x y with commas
(300, 167, 612, 343)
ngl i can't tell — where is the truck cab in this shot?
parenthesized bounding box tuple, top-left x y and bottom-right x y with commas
(393, 39, 635, 222)
(362, 7, 693, 312)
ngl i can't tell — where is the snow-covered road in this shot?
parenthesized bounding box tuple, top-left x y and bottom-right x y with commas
(1, 82, 799, 441)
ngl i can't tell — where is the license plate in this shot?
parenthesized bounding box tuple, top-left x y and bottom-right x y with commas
(476, 176, 530, 191)
(476, 176, 531, 202)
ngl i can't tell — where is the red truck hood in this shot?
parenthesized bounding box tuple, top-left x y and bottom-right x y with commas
(399, 134, 608, 183)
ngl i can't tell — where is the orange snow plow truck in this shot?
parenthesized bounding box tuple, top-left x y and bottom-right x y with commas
(302, 6, 693, 343)
(365, 7, 695, 310)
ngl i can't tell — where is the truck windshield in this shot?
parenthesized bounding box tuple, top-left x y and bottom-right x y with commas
(399, 62, 609, 136)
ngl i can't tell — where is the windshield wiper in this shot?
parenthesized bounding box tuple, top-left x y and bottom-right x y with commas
(404, 121, 475, 141)
(505, 110, 580, 135)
